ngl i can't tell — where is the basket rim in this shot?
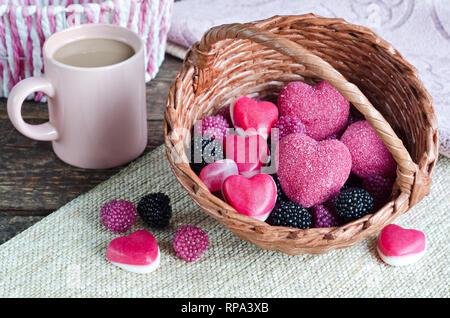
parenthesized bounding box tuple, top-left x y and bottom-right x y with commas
(164, 14, 439, 254)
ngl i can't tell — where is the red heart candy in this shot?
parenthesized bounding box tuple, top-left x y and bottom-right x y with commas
(199, 159, 239, 192)
(106, 230, 159, 266)
(377, 224, 426, 257)
(224, 134, 269, 177)
(222, 174, 277, 221)
(277, 133, 351, 208)
(278, 81, 349, 141)
(232, 96, 279, 139)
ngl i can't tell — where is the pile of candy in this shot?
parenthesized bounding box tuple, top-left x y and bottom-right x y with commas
(100, 80, 427, 272)
(190, 80, 398, 229)
(101, 192, 210, 274)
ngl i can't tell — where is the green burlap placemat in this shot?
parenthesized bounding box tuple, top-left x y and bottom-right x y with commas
(0, 145, 448, 297)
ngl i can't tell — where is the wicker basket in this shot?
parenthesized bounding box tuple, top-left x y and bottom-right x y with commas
(164, 15, 438, 255)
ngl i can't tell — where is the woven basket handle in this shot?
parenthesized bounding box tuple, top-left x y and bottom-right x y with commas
(187, 22, 422, 201)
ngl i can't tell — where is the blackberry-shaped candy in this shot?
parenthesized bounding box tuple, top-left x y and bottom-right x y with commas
(335, 188, 374, 223)
(137, 192, 172, 228)
(189, 135, 224, 174)
(269, 201, 311, 229)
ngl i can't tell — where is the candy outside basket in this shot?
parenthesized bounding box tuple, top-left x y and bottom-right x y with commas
(0, 0, 173, 100)
(164, 14, 439, 255)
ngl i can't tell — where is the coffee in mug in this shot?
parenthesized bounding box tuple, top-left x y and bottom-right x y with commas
(53, 38, 135, 68)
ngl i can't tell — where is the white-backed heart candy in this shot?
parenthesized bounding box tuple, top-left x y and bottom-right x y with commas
(199, 159, 239, 192)
(106, 230, 160, 274)
(222, 174, 277, 221)
(377, 224, 426, 266)
(232, 96, 279, 139)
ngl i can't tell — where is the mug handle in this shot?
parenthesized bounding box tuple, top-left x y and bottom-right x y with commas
(7, 77, 59, 141)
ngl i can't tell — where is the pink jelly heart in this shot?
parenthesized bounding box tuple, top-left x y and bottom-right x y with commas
(224, 134, 269, 177)
(106, 230, 159, 266)
(278, 81, 349, 141)
(222, 174, 277, 221)
(277, 133, 351, 208)
(199, 159, 239, 192)
(377, 224, 426, 257)
(232, 96, 279, 139)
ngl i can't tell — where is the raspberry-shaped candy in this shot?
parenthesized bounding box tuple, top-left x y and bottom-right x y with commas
(173, 225, 209, 262)
(310, 204, 340, 228)
(197, 114, 229, 142)
(100, 200, 137, 233)
(362, 175, 394, 210)
(273, 115, 306, 140)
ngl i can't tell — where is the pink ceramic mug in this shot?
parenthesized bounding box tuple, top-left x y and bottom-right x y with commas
(7, 24, 147, 169)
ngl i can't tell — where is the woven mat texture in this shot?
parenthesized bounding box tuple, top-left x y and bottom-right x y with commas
(0, 145, 448, 298)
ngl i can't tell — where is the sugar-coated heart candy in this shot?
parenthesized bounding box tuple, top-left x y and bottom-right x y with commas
(232, 96, 279, 139)
(377, 224, 426, 266)
(224, 134, 269, 177)
(106, 230, 160, 274)
(278, 81, 349, 141)
(222, 174, 277, 221)
(199, 159, 239, 192)
(341, 120, 397, 178)
(277, 133, 352, 208)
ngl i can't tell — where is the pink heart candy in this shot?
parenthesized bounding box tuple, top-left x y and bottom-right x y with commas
(199, 159, 239, 192)
(377, 224, 426, 266)
(277, 133, 352, 208)
(278, 81, 349, 141)
(222, 174, 277, 221)
(106, 230, 160, 273)
(232, 96, 279, 139)
(224, 134, 269, 177)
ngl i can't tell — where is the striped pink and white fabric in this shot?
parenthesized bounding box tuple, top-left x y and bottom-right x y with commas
(0, 0, 173, 100)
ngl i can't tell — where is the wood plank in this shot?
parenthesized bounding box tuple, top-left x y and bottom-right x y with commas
(0, 120, 165, 213)
(0, 215, 44, 244)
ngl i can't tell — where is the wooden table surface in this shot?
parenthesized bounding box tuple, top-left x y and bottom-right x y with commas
(0, 54, 182, 245)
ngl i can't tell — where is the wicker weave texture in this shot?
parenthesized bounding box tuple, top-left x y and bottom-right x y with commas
(164, 15, 438, 255)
